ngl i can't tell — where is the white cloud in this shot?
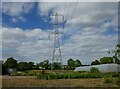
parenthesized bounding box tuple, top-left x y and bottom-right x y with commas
(2, 26, 118, 64)
(2, 27, 53, 62)
(2, 2, 35, 16)
(11, 16, 26, 23)
(2, 2, 34, 23)
(2, 2, 118, 65)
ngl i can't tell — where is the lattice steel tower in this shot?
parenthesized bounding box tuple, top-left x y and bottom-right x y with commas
(49, 13, 64, 69)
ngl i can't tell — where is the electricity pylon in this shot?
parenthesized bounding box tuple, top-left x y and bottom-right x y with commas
(49, 13, 64, 70)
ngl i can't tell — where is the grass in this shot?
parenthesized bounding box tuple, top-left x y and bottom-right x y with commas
(3, 70, 120, 87)
(2, 76, 119, 87)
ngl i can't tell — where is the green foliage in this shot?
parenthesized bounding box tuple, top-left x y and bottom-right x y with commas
(52, 62, 62, 70)
(114, 44, 120, 59)
(108, 44, 120, 64)
(113, 56, 120, 64)
(100, 57, 114, 64)
(17, 62, 30, 71)
(35, 63, 40, 70)
(75, 59, 82, 67)
(67, 59, 75, 69)
(39, 60, 50, 69)
(44, 60, 50, 69)
(111, 72, 120, 77)
(104, 72, 120, 78)
(28, 62, 35, 70)
(67, 59, 82, 69)
(4, 57, 17, 68)
(91, 60, 100, 65)
(104, 78, 113, 84)
(36, 73, 103, 80)
(116, 79, 120, 85)
(90, 67, 100, 73)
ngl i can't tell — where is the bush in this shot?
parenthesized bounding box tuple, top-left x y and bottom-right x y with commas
(111, 72, 119, 77)
(90, 67, 100, 73)
(104, 78, 113, 84)
(36, 73, 47, 79)
(116, 79, 120, 85)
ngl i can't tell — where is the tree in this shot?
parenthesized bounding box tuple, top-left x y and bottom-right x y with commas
(100, 57, 114, 64)
(67, 58, 75, 69)
(108, 44, 120, 64)
(43, 60, 50, 70)
(28, 61, 35, 70)
(113, 56, 120, 64)
(39, 60, 50, 70)
(4, 57, 17, 68)
(91, 60, 100, 65)
(52, 62, 62, 70)
(39, 62, 45, 69)
(17, 62, 30, 71)
(75, 59, 82, 67)
(35, 63, 40, 70)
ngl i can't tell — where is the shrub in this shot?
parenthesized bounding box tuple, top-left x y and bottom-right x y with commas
(112, 72, 119, 77)
(36, 73, 46, 79)
(27, 72, 34, 76)
(116, 79, 120, 85)
(90, 67, 100, 73)
(104, 78, 113, 84)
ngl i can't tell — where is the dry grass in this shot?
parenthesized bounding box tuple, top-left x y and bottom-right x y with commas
(2, 76, 119, 87)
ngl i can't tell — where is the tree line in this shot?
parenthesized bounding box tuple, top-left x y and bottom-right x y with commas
(2, 57, 82, 74)
(2, 44, 120, 75)
(91, 44, 120, 65)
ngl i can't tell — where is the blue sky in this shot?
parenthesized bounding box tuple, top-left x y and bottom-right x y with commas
(2, 2, 51, 30)
(2, 2, 118, 65)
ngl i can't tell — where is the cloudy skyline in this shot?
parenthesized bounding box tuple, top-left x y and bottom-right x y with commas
(1, 2, 118, 65)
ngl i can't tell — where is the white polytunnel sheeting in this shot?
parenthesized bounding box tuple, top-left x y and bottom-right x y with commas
(74, 64, 120, 73)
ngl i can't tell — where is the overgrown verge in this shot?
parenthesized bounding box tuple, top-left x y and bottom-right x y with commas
(37, 73, 103, 80)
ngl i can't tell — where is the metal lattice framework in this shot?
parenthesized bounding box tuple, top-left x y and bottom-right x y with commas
(49, 13, 64, 69)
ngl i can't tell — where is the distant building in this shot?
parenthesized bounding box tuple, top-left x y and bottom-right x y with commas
(74, 63, 120, 73)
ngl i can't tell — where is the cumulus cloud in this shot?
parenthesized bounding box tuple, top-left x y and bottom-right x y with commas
(2, 27, 53, 62)
(2, 2, 118, 64)
(2, 2, 35, 23)
(2, 2, 34, 16)
(2, 26, 118, 64)
(37, 2, 118, 64)
(39, 3, 117, 33)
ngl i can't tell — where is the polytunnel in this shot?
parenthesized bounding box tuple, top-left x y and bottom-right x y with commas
(74, 63, 120, 73)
